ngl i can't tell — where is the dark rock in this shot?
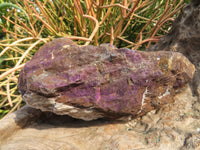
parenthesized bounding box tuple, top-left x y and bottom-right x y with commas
(148, 0, 200, 99)
(18, 38, 195, 121)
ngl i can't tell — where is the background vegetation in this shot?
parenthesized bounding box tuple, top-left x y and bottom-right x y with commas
(0, 0, 190, 119)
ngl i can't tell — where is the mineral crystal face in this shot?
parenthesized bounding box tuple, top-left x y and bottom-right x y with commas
(18, 38, 195, 121)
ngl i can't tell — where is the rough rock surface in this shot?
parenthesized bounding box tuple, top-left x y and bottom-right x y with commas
(18, 38, 195, 120)
(0, 85, 200, 150)
(148, 0, 200, 99)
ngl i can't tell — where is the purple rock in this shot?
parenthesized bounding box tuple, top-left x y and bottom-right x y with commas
(18, 38, 195, 120)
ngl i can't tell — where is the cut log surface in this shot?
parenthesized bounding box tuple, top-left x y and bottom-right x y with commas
(0, 86, 200, 150)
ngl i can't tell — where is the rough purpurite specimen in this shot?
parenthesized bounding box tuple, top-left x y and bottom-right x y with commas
(18, 38, 195, 121)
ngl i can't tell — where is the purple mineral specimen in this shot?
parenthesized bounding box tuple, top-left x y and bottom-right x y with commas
(18, 38, 195, 121)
